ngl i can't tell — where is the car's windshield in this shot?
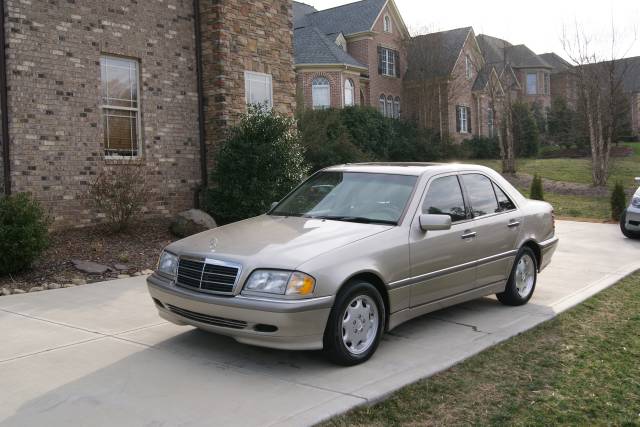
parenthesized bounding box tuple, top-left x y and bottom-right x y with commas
(271, 171, 418, 225)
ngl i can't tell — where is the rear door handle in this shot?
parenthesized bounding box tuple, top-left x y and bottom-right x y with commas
(461, 231, 477, 240)
(508, 220, 521, 228)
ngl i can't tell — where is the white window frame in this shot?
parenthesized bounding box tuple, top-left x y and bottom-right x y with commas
(381, 47, 396, 77)
(379, 94, 386, 116)
(101, 55, 142, 159)
(244, 71, 273, 109)
(344, 79, 355, 107)
(526, 72, 538, 95)
(386, 95, 393, 118)
(487, 108, 495, 138)
(394, 97, 400, 119)
(383, 15, 392, 33)
(544, 72, 550, 95)
(459, 106, 469, 133)
(465, 55, 473, 80)
(312, 77, 331, 110)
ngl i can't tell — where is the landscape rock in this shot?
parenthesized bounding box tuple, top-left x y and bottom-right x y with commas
(133, 272, 142, 276)
(117, 274, 131, 279)
(72, 260, 109, 275)
(113, 263, 130, 271)
(62, 283, 77, 288)
(47, 283, 62, 290)
(142, 269, 154, 275)
(170, 209, 217, 238)
(12, 289, 26, 294)
(72, 278, 87, 286)
(1, 288, 10, 296)
(29, 286, 44, 293)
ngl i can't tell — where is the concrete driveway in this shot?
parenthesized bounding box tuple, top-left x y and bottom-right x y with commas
(1, 220, 639, 427)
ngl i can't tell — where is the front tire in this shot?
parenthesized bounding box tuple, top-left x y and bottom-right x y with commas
(323, 281, 385, 366)
(620, 210, 640, 239)
(497, 247, 537, 306)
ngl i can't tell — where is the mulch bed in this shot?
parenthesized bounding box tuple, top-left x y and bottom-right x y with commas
(0, 219, 178, 292)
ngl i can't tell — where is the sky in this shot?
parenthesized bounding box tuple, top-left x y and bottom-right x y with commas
(302, 0, 640, 60)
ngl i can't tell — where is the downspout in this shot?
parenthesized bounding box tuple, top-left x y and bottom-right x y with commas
(193, 0, 207, 207)
(0, 0, 10, 196)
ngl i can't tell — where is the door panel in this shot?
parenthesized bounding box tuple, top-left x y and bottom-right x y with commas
(460, 174, 521, 287)
(409, 175, 477, 308)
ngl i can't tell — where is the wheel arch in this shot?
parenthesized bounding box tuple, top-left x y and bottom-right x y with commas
(520, 240, 542, 271)
(339, 271, 390, 331)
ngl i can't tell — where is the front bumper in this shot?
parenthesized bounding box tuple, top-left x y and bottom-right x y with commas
(147, 274, 333, 350)
(624, 206, 640, 231)
(539, 235, 559, 272)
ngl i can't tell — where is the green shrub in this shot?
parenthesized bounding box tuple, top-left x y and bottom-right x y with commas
(207, 106, 309, 223)
(0, 193, 49, 275)
(547, 97, 577, 148)
(461, 137, 500, 160)
(512, 102, 540, 157)
(297, 106, 445, 171)
(530, 174, 544, 201)
(610, 182, 627, 221)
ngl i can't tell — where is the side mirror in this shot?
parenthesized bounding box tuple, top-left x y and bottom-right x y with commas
(419, 214, 452, 232)
(270, 202, 278, 210)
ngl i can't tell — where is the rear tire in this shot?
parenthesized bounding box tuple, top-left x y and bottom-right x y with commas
(497, 247, 537, 306)
(323, 281, 385, 366)
(620, 210, 640, 239)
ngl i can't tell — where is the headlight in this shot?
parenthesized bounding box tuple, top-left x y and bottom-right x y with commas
(243, 270, 316, 297)
(632, 197, 640, 208)
(157, 251, 178, 278)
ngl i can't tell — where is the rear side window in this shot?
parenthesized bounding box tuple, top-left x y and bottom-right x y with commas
(493, 183, 516, 211)
(422, 175, 467, 222)
(461, 174, 499, 217)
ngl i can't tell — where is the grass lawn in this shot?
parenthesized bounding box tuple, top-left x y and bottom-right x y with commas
(325, 272, 640, 426)
(473, 156, 639, 189)
(540, 192, 610, 221)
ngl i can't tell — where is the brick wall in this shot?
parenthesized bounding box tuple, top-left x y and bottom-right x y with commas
(199, 0, 296, 166)
(297, 69, 361, 110)
(5, 0, 200, 227)
(516, 68, 551, 109)
(364, 5, 405, 113)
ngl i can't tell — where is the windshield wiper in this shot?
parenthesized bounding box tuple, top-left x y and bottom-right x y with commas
(305, 215, 397, 225)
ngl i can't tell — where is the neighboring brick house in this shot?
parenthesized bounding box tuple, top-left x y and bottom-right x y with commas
(404, 27, 491, 143)
(405, 28, 555, 142)
(476, 35, 553, 110)
(0, 0, 296, 228)
(293, 0, 408, 118)
(539, 52, 578, 108)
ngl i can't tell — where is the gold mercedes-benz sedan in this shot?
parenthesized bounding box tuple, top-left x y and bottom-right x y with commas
(147, 163, 558, 365)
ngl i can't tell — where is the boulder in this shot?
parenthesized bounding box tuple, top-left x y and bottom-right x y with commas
(170, 209, 217, 238)
(72, 260, 109, 275)
(113, 263, 130, 271)
(72, 277, 87, 286)
(1, 288, 10, 296)
(12, 289, 26, 294)
(29, 286, 44, 293)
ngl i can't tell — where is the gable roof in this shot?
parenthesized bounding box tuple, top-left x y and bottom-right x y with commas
(293, 25, 366, 69)
(477, 34, 551, 69)
(300, 0, 388, 35)
(293, 2, 317, 29)
(539, 52, 572, 74)
(405, 27, 473, 81)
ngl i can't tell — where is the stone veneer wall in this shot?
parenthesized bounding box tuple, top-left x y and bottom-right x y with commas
(5, 0, 201, 227)
(198, 0, 296, 170)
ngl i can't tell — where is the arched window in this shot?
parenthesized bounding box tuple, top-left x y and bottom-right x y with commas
(383, 15, 392, 33)
(379, 94, 386, 116)
(394, 97, 400, 119)
(386, 95, 393, 118)
(312, 77, 331, 109)
(344, 79, 355, 107)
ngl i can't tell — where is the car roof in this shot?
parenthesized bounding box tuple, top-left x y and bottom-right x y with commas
(323, 162, 494, 177)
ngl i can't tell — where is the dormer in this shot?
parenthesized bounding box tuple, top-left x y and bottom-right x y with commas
(335, 33, 348, 52)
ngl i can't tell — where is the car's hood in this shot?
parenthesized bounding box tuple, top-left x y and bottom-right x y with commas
(166, 215, 393, 269)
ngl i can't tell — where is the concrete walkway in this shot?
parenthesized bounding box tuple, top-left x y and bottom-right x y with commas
(1, 221, 639, 427)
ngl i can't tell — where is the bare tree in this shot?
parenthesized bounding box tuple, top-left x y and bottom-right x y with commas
(562, 22, 636, 186)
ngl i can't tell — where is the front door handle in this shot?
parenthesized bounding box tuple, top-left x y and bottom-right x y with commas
(461, 231, 477, 240)
(507, 220, 521, 228)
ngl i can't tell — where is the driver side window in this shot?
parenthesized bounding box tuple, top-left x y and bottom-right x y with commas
(422, 175, 467, 222)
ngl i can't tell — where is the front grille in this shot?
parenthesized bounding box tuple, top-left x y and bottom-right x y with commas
(167, 305, 248, 330)
(176, 258, 240, 295)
